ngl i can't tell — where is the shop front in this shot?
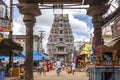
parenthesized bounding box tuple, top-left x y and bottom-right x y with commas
(89, 40, 120, 80)
(89, 25, 120, 80)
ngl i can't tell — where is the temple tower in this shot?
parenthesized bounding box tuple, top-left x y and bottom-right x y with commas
(47, 14, 74, 62)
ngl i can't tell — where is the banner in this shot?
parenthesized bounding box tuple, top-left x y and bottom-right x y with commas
(0, 19, 9, 27)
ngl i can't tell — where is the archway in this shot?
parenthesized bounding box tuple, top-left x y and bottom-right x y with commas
(16, 0, 114, 79)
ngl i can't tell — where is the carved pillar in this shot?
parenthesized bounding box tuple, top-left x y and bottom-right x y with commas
(93, 15, 103, 47)
(18, 2, 41, 80)
(87, 5, 109, 48)
(24, 15, 35, 79)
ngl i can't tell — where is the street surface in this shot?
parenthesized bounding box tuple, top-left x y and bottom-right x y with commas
(34, 70, 89, 80)
(5, 70, 89, 80)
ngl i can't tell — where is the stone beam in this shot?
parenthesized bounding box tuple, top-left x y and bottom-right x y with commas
(87, 5, 110, 16)
(19, 0, 83, 4)
(18, 0, 110, 4)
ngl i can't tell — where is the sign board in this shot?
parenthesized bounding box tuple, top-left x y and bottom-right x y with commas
(0, 5, 6, 18)
(111, 20, 120, 38)
(0, 19, 11, 32)
(0, 27, 11, 32)
(0, 19, 9, 27)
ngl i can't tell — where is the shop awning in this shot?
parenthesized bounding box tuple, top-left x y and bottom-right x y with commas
(0, 38, 23, 56)
(12, 50, 25, 57)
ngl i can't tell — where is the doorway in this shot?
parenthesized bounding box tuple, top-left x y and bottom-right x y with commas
(102, 72, 113, 80)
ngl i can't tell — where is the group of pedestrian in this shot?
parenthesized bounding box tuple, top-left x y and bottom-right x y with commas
(37, 60, 46, 76)
(54, 59, 76, 75)
(36, 59, 76, 76)
(66, 61, 76, 75)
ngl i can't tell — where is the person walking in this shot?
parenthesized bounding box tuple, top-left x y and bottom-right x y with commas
(62, 63, 65, 70)
(71, 61, 76, 75)
(46, 61, 50, 72)
(55, 59, 62, 76)
(38, 60, 43, 74)
(38, 60, 46, 76)
(67, 62, 71, 74)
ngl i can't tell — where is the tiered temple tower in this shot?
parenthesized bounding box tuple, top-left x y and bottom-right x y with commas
(47, 14, 74, 62)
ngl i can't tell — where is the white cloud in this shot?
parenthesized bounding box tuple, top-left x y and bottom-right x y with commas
(69, 14, 89, 33)
(4, 0, 94, 52)
(13, 21, 26, 35)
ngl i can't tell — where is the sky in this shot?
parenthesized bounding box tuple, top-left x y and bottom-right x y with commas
(4, 0, 119, 52)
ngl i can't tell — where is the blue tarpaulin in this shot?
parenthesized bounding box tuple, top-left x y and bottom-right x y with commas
(0, 50, 49, 61)
(22, 50, 49, 61)
(0, 56, 25, 61)
(0, 56, 8, 60)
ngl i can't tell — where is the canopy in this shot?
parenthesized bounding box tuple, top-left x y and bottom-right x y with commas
(22, 50, 49, 61)
(0, 51, 49, 61)
(0, 38, 23, 56)
(0, 56, 8, 60)
(0, 56, 25, 62)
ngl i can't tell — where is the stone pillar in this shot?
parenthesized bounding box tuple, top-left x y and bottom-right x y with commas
(17, 2, 41, 80)
(93, 16, 103, 47)
(87, 5, 109, 48)
(24, 15, 35, 79)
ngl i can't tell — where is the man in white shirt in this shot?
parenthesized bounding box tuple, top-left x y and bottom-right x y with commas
(71, 61, 76, 75)
(55, 59, 61, 76)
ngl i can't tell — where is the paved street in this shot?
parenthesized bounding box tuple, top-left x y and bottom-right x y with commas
(5, 70, 89, 80)
(33, 70, 89, 80)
